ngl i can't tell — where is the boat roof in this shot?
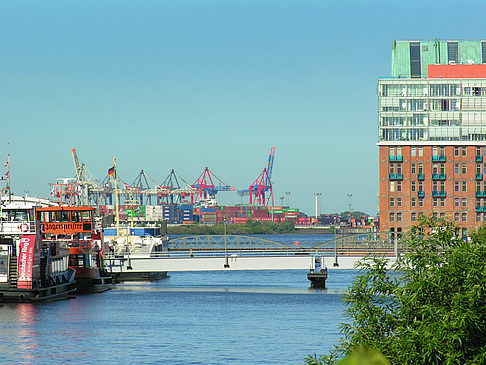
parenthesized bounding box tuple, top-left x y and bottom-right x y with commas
(36, 206, 95, 212)
(0, 195, 56, 210)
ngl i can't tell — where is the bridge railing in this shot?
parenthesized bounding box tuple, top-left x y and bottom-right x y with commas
(168, 235, 294, 250)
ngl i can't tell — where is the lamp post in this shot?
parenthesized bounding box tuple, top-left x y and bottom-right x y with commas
(314, 193, 322, 223)
(346, 193, 352, 217)
(280, 196, 284, 206)
(223, 216, 229, 268)
(285, 191, 291, 207)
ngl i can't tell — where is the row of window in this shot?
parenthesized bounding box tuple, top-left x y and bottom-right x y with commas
(390, 180, 471, 192)
(389, 146, 486, 157)
(381, 84, 486, 97)
(390, 212, 469, 222)
(390, 162, 486, 175)
(389, 197, 472, 208)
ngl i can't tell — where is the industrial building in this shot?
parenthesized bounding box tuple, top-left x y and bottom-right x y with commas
(378, 40, 486, 237)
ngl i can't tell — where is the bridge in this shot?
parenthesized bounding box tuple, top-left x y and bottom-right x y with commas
(103, 232, 403, 280)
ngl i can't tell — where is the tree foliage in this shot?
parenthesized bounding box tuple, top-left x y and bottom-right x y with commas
(167, 219, 296, 235)
(307, 216, 486, 364)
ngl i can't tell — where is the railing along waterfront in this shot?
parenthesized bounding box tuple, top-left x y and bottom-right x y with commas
(169, 235, 294, 250)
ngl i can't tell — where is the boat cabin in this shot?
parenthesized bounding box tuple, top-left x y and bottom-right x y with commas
(37, 206, 95, 235)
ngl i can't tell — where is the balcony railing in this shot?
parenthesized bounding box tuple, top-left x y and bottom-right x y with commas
(476, 155, 483, 162)
(432, 155, 446, 162)
(476, 206, 486, 212)
(389, 173, 403, 180)
(476, 191, 486, 197)
(432, 190, 446, 197)
(432, 173, 446, 180)
(417, 191, 425, 198)
(476, 174, 483, 180)
(388, 156, 403, 162)
(417, 173, 425, 180)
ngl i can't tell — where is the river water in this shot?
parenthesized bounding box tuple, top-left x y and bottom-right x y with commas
(0, 234, 358, 364)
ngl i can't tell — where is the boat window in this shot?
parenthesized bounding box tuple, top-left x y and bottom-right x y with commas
(55, 211, 71, 222)
(4, 209, 29, 222)
(81, 211, 91, 222)
(69, 254, 87, 267)
(71, 211, 81, 222)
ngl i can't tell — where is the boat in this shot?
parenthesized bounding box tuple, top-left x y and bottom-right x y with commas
(36, 201, 113, 294)
(0, 195, 76, 302)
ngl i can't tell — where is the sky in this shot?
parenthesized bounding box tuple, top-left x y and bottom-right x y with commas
(1, 0, 486, 216)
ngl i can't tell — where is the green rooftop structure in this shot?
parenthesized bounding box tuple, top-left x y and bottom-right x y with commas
(391, 40, 486, 78)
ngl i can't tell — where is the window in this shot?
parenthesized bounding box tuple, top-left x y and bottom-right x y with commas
(462, 146, 467, 157)
(389, 146, 395, 157)
(462, 198, 467, 207)
(418, 147, 423, 156)
(433, 198, 438, 207)
(455, 181, 460, 192)
(455, 213, 460, 222)
(390, 181, 395, 192)
(389, 164, 395, 174)
(477, 181, 482, 191)
(411, 163, 416, 174)
(439, 146, 445, 156)
(440, 212, 445, 218)
(397, 181, 402, 192)
(462, 213, 467, 222)
(418, 163, 423, 174)
(397, 198, 402, 207)
(440, 198, 445, 207)
(390, 212, 395, 222)
(477, 213, 481, 222)
(462, 228, 467, 237)
(462, 164, 467, 174)
(411, 198, 416, 207)
(418, 181, 423, 191)
(411, 147, 416, 157)
(432, 164, 438, 174)
(440, 164, 445, 174)
(447, 41, 459, 64)
(418, 198, 424, 207)
(397, 164, 402, 174)
(411, 212, 416, 221)
(454, 198, 460, 207)
(462, 181, 467, 192)
(478, 164, 482, 174)
(433, 181, 438, 191)
(411, 181, 416, 192)
(397, 146, 402, 156)
(454, 146, 459, 157)
(389, 198, 395, 207)
(410, 41, 422, 78)
(433, 212, 438, 219)
(477, 147, 482, 156)
(397, 213, 402, 222)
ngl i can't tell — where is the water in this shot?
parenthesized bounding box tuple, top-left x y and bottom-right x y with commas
(0, 269, 358, 364)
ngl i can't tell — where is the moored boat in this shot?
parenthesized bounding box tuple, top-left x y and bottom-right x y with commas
(36, 203, 113, 294)
(0, 195, 76, 302)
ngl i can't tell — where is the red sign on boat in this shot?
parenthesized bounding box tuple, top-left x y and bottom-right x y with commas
(17, 235, 36, 289)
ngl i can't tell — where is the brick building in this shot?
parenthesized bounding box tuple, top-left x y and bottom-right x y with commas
(378, 40, 486, 237)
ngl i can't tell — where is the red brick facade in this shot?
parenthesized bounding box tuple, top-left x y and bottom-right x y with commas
(379, 145, 486, 236)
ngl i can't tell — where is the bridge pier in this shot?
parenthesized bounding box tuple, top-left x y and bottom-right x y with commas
(307, 268, 327, 289)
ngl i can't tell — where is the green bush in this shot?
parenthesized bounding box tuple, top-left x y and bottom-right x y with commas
(307, 216, 486, 364)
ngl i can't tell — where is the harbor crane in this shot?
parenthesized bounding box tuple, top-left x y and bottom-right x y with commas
(238, 147, 276, 207)
(191, 167, 236, 204)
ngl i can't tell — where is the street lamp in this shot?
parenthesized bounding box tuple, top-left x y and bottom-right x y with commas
(346, 193, 352, 217)
(285, 192, 291, 207)
(314, 193, 322, 220)
(280, 196, 284, 206)
(223, 215, 229, 268)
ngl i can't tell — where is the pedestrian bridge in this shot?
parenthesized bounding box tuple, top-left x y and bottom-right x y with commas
(168, 235, 295, 250)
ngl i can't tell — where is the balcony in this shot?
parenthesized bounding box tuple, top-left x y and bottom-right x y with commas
(476, 191, 486, 197)
(388, 155, 403, 162)
(476, 155, 483, 162)
(432, 173, 446, 180)
(389, 173, 403, 180)
(432, 155, 446, 162)
(417, 191, 425, 198)
(417, 173, 425, 180)
(432, 190, 446, 197)
(476, 206, 486, 212)
(476, 174, 483, 181)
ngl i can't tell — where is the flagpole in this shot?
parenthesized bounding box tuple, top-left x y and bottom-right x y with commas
(113, 155, 120, 238)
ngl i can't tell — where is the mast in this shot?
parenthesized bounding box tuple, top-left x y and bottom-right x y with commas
(113, 155, 120, 238)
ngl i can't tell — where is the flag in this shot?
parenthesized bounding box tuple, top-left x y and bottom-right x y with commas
(5, 171, 9, 179)
(108, 166, 115, 177)
(123, 182, 130, 189)
(3, 161, 8, 167)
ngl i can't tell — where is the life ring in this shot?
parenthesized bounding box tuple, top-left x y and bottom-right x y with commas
(293, 241, 300, 247)
(21, 223, 29, 233)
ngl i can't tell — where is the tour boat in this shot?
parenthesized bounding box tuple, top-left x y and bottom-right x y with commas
(0, 195, 76, 302)
(36, 204, 113, 294)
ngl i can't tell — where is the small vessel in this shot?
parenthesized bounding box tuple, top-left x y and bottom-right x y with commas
(0, 195, 76, 302)
(36, 198, 113, 294)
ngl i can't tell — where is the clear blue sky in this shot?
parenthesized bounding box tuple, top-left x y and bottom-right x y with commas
(1, 0, 485, 216)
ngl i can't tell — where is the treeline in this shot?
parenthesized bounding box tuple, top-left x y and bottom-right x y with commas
(167, 219, 297, 235)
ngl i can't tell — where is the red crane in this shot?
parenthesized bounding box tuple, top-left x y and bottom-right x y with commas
(238, 147, 276, 206)
(191, 167, 236, 203)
